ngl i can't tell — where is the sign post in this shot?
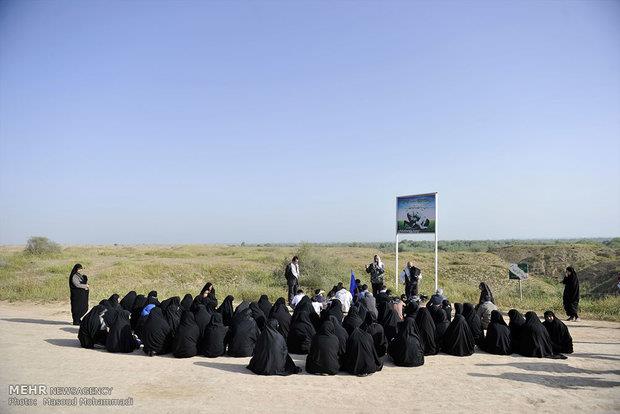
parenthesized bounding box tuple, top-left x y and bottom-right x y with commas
(395, 192, 438, 292)
(509, 263, 529, 300)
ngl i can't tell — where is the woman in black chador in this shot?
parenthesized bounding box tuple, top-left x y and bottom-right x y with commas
(508, 309, 526, 354)
(483, 310, 512, 355)
(342, 306, 363, 335)
(517, 312, 566, 359)
(306, 320, 341, 375)
(543, 311, 573, 354)
(287, 311, 316, 354)
(415, 307, 438, 355)
(227, 308, 260, 357)
(199, 312, 228, 357)
(247, 320, 301, 376)
(268, 297, 291, 339)
(217, 295, 235, 326)
(441, 314, 475, 356)
(172, 310, 200, 358)
(257, 294, 272, 318)
(388, 317, 424, 367)
(478, 282, 495, 305)
(361, 312, 388, 358)
(105, 310, 139, 353)
(142, 307, 173, 356)
(69, 263, 89, 325)
(562, 267, 580, 321)
(342, 327, 383, 376)
(462, 303, 484, 347)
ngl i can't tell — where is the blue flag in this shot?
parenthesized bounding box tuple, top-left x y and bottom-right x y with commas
(349, 270, 357, 296)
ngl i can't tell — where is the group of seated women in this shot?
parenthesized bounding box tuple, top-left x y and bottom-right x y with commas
(77, 286, 574, 377)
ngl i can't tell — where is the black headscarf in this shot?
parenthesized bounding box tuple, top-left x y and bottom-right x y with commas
(287, 311, 316, 354)
(415, 307, 438, 355)
(483, 310, 512, 355)
(268, 298, 291, 339)
(227, 308, 260, 357)
(388, 317, 424, 367)
(146, 292, 160, 306)
(329, 315, 348, 358)
(217, 295, 235, 326)
(462, 302, 484, 346)
(378, 301, 400, 342)
(119, 291, 137, 312)
(562, 267, 580, 318)
(247, 320, 300, 376)
(130, 294, 147, 331)
(180, 294, 194, 312)
(441, 314, 475, 356)
(257, 294, 272, 317)
(478, 282, 495, 305)
(105, 310, 138, 353)
(292, 296, 320, 330)
(404, 301, 419, 319)
(160, 296, 182, 335)
(107, 294, 121, 310)
(343, 328, 383, 376)
(249, 302, 267, 330)
(193, 304, 213, 337)
(142, 307, 173, 355)
(508, 309, 526, 354)
(361, 312, 388, 357)
(543, 311, 573, 354)
(322, 299, 343, 323)
(306, 320, 341, 375)
(342, 306, 363, 335)
(78, 305, 107, 348)
(442, 299, 452, 322)
(518, 312, 559, 358)
(454, 303, 463, 316)
(199, 312, 228, 357)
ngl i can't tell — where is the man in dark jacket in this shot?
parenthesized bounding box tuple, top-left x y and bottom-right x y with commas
(285, 256, 300, 306)
(400, 261, 421, 299)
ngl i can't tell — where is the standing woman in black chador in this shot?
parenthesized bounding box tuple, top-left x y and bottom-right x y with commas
(478, 282, 494, 305)
(562, 266, 580, 321)
(69, 263, 89, 325)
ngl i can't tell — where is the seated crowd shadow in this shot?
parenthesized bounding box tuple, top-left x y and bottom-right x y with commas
(2, 318, 68, 326)
(476, 362, 620, 376)
(45, 338, 81, 348)
(571, 353, 620, 362)
(60, 326, 79, 334)
(194, 360, 255, 375)
(469, 372, 620, 389)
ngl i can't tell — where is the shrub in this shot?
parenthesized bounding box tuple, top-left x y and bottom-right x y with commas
(24, 236, 61, 255)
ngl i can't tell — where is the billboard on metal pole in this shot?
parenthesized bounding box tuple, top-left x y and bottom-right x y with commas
(396, 194, 436, 234)
(395, 192, 438, 293)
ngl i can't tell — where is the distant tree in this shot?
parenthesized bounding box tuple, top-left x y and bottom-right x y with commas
(24, 236, 61, 255)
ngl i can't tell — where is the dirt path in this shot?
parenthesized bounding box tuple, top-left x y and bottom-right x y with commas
(0, 302, 619, 413)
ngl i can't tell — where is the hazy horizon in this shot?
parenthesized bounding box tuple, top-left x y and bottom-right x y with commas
(1, 1, 619, 245)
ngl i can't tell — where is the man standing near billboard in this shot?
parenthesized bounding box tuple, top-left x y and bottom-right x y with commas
(366, 254, 385, 295)
(285, 256, 300, 305)
(400, 261, 421, 299)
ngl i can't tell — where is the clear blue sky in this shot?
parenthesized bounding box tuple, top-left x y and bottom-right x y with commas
(1, 0, 619, 245)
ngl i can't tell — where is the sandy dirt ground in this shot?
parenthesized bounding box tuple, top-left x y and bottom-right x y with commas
(0, 302, 619, 414)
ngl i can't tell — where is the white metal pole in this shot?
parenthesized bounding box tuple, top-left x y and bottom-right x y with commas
(395, 233, 399, 292)
(519, 279, 523, 300)
(434, 192, 439, 292)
